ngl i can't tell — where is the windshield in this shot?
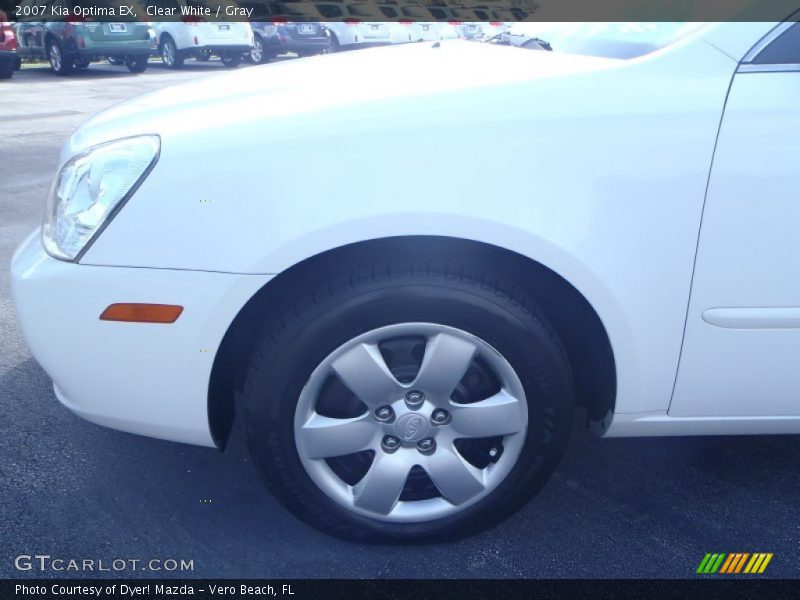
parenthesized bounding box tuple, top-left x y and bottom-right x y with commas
(509, 22, 705, 59)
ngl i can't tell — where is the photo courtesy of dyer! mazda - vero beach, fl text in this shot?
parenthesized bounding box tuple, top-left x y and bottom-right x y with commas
(10, 17, 800, 542)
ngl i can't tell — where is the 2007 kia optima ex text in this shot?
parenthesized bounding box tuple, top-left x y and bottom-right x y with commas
(10, 18, 800, 542)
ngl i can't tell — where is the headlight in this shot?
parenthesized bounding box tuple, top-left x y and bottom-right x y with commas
(42, 135, 160, 261)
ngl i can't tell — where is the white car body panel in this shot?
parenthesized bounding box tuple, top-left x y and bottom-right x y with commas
(74, 39, 736, 423)
(12, 22, 800, 447)
(670, 66, 800, 418)
(326, 22, 391, 47)
(386, 22, 413, 44)
(11, 230, 270, 447)
(152, 20, 252, 51)
(410, 23, 442, 43)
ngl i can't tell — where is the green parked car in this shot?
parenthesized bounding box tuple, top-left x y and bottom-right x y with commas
(15, 0, 154, 75)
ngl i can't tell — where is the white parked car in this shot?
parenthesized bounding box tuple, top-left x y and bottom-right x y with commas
(404, 22, 443, 43)
(326, 21, 392, 50)
(147, 0, 253, 67)
(458, 21, 509, 41)
(436, 22, 462, 41)
(11, 19, 800, 543)
(387, 21, 413, 44)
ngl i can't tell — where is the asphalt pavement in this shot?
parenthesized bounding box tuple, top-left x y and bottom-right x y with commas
(1, 58, 799, 579)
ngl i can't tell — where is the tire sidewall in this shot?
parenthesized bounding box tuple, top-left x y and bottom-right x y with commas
(245, 278, 574, 542)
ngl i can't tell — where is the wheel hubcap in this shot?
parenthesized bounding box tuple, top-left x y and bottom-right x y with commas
(294, 322, 528, 522)
(50, 46, 61, 71)
(252, 40, 262, 62)
(162, 43, 174, 65)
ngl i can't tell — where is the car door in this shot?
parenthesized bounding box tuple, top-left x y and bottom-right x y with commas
(670, 21, 800, 417)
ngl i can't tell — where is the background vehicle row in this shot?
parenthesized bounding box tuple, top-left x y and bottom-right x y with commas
(4, 12, 512, 78)
(14, 0, 153, 74)
(0, 10, 21, 79)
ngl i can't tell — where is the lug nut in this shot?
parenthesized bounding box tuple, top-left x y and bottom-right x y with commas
(431, 408, 450, 425)
(374, 405, 394, 422)
(405, 390, 425, 408)
(416, 438, 436, 454)
(382, 436, 401, 453)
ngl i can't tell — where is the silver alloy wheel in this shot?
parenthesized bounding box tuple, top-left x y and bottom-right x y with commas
(161, 40, 175, 67)
(251, 37, 263, 63)
(294, 322, 528, 522)
(49, 44, 61, 72)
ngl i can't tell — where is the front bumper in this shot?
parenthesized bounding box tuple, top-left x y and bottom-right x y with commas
(68, 41, 152, 60)
(11, 231, 270, 447)
(276, 38, 331, 54)
(187, 44, 251, 54)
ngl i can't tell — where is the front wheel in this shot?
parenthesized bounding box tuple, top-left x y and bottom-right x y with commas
(47, 39, 73, 76)
(160, 36, 183, 69)
(243, 254, 574, 542)
(220, 51, 242, 68)
(250, 35, 268, 64)
(329, 32, 340, 53)
(126, 55, 148, 73)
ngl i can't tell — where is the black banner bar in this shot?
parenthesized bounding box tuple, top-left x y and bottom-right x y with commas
(4, 579, 800, 600)
(1, 0, 800, 23)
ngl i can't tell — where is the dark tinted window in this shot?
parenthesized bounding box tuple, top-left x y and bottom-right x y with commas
(753, 22, 800, 64)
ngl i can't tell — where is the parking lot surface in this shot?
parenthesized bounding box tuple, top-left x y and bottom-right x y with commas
(2, 60, 799, 579)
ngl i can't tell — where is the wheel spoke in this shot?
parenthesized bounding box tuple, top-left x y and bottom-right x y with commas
(352, 452, 411, 515)
(449, 391, 526, 438)
(424, 446, 485, 506)
(412, 333, 477, 400)
(299, 413, 376, 459)
(331, 343, 403, 407)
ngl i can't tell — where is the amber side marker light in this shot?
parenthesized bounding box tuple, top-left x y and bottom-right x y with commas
(100, 303, 184, 324)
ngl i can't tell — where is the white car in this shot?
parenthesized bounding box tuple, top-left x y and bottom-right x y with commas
(436, 22, 462, 40)
(147, 0, 253, 67)
(387, 21, 413, 44)
(326, 21, 392, 50)
(406, 22, 443, 43)
(11, 19, 800, 543)
(458, 21, 509, 41)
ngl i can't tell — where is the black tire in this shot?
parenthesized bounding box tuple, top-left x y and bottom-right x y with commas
(220, 51, 242, 68)
(329, 32, 340, 53)
(250, 35, 268, 64)
(47, 38, 73, 76)
(0, 58, 13, 80)
(243, 251, 574, 543)
(159, 35, 183, 69)
(126, 55, 148, 73)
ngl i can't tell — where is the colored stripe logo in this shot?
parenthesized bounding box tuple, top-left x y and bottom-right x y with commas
(697, 553, 773, 574)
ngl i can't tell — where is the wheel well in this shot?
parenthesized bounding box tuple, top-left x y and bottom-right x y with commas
(208, 237, 616, 449)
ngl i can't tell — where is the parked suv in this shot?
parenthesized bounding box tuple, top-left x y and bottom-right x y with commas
(14, 0, 152, 75)
(250, 21, 330, 63)
(0, 11, 21, 79)
(148, 0, 253, 68)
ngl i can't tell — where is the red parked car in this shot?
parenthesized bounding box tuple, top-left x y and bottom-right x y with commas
(0, 10, 22, 79)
